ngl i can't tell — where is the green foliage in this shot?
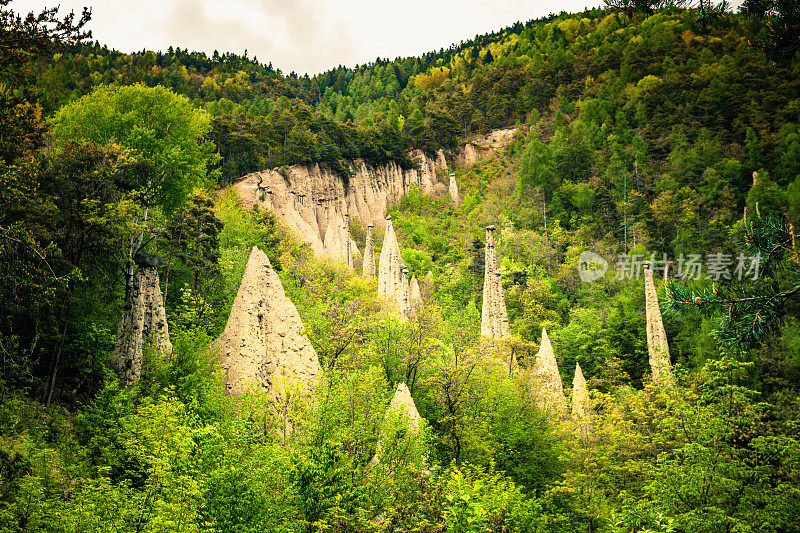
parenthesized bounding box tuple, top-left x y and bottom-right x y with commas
(746, 169, 786, 215)
(1, 4, 800, 533)
(0, 140, 148, 398)
(51, 83, 219, 213)
(307, 366, 390, 466)
(626, 357, 800, 532)
(665, 209, 800, 350)
(440, 464, 547, 533)
(742, 0, 800, 64)
(483, 379, 565, 495)
(290, 443, 367, 532)
(161, 192, 225, 333)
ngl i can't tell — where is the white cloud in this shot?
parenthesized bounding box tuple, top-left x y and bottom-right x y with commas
(10, 0, 746, 74)
(157, 0, 362, 73)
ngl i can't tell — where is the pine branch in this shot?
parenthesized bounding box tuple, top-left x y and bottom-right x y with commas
(664, 207, 800, 350)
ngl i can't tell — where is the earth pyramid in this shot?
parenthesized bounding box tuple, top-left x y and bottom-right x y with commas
(377, 216, 407, 315)
(214, 246, 322, 397)
(449, 173, 460, 204)
(400, 266, 412, 318)
(370, 382, 425, 466)
(532, 327, 568, 415)
(571, 362, 591, 420)
(362, 223, 376, 278)
(410, 274, 422, 306)
(480, 225, 510, 339)
(322, 211, 359, 267)
(344, 213, 356, 269)
(111, 254, 173, 385)
(644, 262, 675, 387)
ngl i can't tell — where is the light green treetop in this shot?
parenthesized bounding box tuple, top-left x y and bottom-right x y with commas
(51, 83, 219, 213)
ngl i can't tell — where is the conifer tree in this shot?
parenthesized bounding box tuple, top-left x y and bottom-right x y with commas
(742, 0, 800, 64)
(664, 206, 800, 349)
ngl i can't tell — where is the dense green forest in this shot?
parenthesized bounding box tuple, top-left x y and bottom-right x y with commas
(1, 0, 800, 531)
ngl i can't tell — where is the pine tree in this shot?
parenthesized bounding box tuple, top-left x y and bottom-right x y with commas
(664, 206, 800, 349)
(742, 0, 800, 64)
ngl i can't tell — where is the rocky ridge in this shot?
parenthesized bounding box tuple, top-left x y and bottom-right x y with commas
(234, 149, 447, 261)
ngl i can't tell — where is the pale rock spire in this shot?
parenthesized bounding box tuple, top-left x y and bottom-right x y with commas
(370, 382, 425, 466)
(410, 274, 422, 306)
(363, 223, 376, 278)
(571, 362, 591, 420)
(401, 266, 411, 318)
(111, 254, 172, 385)
(644, 262, 675, 387)
(344, 213, 355, 269)
(378, 215, 407, 315)
(214, 247, 321, 397)
(480, 225, 510, 339)
(323, 214, 345, 260)
(532, 327, 568, 415)
(449, 173, 460, 204)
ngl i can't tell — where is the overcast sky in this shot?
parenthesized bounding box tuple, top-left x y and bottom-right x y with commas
(11, 0, 613, 74)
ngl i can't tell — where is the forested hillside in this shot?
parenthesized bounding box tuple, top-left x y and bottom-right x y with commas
(1, 0, 799, 531)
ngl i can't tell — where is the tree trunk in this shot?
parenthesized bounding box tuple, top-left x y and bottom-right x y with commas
(45, 287, 74, 406)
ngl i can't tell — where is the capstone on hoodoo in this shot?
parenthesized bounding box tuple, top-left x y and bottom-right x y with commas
(480, 225, 510, 339)
(644, 262, 675, 387)
(214, 246, 321, 397)
(111, 254, 172, 385)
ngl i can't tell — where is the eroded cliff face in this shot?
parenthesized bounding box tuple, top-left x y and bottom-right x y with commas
(457, 127, 518, 166)
(234, 149, 447, 261)
(214, 246, 321, 397)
